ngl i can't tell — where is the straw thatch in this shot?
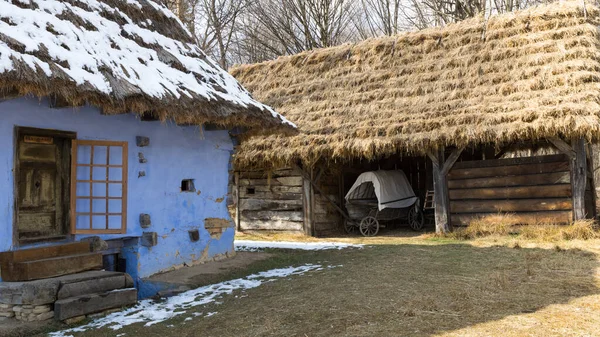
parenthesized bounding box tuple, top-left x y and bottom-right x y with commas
(231, 0, 600, 168)
(0, 0, 294, 131)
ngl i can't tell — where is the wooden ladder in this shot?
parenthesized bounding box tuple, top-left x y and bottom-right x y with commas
(424, 190, 435, 210)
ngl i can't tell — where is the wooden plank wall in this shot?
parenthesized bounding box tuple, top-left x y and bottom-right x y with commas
(313, 171, 342, 237)
(448, 154, 574, 226)
(236, 168, 304, 231)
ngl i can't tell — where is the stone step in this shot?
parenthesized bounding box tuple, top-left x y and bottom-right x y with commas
(54, 288, 138, 321)
(57, 273, 134, 299)
(4, 253, 102, 282)
(0, 271, 135, 306)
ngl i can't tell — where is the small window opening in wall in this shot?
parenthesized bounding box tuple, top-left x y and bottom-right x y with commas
(246, 187, 255, 195)
(181, 179, 196, 192)
(188, 229, 200, 242)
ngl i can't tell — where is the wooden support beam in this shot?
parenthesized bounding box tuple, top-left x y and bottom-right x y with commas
(427, 147, 463, 234)
(571, 137, 587, 220)
(549, 137, 576, 159)
(301, 169, 314, 236)
(441, 147, 465, 176)
(296, 164, 352, 225)
(234, 172, 240, 231)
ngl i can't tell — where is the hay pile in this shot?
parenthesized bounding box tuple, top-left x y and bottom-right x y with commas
(232, 0, 600, 168)
(0, 0, 293, 131)
(446, 214, 600, 240)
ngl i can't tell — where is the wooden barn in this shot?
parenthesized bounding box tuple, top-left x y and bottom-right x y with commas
(229, 0, 600, 236)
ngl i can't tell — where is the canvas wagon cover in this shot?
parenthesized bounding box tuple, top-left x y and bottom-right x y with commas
(345, 170, 418, 211)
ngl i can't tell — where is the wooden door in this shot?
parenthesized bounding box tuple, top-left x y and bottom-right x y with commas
(16, 129, 72, 243)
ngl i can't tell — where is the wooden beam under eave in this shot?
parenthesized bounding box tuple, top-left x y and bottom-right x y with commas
(548, 137, 576, 159)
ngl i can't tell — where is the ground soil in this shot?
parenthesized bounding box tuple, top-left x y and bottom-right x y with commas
(148, 251, 273, 288)
(35, 231, 600, 337)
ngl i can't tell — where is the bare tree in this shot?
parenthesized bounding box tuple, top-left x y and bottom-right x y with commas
(357, 0, 403, 37)
(195, 0, 248, 68)
(161, 0, 551, 66)
(238, 0, 359, 61)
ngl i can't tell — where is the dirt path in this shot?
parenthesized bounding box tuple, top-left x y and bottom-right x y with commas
(147, 251, 273, 288)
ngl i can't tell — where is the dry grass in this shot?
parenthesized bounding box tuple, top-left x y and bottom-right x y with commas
(231, 0, 600, 168)
(445, 215, 600, 241)
(448, 214, 517, 239)
(49, 234, 600, 337)
(520, 219, 600, 241)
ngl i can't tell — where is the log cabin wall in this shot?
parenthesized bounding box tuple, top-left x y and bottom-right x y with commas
(312, 170, 343, 237)
(448, 154, 583, 226)
(235, 168, 304, 231)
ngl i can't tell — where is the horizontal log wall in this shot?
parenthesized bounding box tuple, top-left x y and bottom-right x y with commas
(237, 168, 304, 231)
(448, 154, 573, 226)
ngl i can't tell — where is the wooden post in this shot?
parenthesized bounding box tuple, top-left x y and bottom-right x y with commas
(550, 137, 587, 221)
(429, 149, 450, 233)
(572, 137, 587, 221)
(427, 147, 464, 234)
(302, 168, 314, 236)
(234, 172, 240, 231)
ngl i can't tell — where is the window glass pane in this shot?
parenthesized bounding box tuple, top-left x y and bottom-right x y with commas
(92, 167, 107, 181)
(76, 166, 90, 181)
(108, 216, 121, 230)
(76, 215, 90, 230)
(110, 146, 123, 165)
(108, 168, 122, 181)
(92, 199, 106, 213)
(76, 183, 90, 197)
(77, 145, 91, 164)
(76, 198, 90, 213)
(108, 199, 122, 213)
(73, 141, 127, 233)
(93, 146, 108, 165)
(108, 183, 122, 197)
(92, 183, 106, 197)
(92, 216, 106, 230)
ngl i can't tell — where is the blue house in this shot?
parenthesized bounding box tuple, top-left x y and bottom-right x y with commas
(0, 0, 292, 321)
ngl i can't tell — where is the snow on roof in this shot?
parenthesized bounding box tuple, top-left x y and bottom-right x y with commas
(0, 0, 294, 130)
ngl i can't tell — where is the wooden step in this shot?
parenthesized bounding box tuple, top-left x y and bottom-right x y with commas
(54, 288, 138, 321)
(0, 242, 90, 265)
(2, 253, 102, 282)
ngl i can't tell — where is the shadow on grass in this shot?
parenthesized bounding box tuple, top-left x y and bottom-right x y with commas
(44, 243, 600, 337)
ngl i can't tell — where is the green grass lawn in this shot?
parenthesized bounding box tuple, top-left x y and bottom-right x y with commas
(41, 235, 600, 337)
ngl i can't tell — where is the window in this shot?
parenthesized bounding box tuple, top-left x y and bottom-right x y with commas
(70, 140, 128, 234)
(246, 187, 255, 195)
(181, 179, 195, 192)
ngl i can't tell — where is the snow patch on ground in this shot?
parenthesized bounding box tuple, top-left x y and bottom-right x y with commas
(48, 264, 326, 336)
(235, 240, 363, 251)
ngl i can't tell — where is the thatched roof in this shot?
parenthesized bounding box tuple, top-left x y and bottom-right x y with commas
(0, 0, 294, 131)
(231, 0, 600, 168)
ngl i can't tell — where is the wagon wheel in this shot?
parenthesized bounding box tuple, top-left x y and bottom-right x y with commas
(359, 216, 379, 237)
(344, 219, 359, 235)
(408, 206, 424, 231)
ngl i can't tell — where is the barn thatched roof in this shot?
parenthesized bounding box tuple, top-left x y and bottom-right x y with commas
(0, 0, 294, 131)
(231, 0, 600, 168)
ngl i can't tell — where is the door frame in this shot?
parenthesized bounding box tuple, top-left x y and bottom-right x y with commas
(13, 126, 77, 247)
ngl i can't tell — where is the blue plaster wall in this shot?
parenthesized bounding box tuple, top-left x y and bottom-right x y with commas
(0, 97, 236, 286)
